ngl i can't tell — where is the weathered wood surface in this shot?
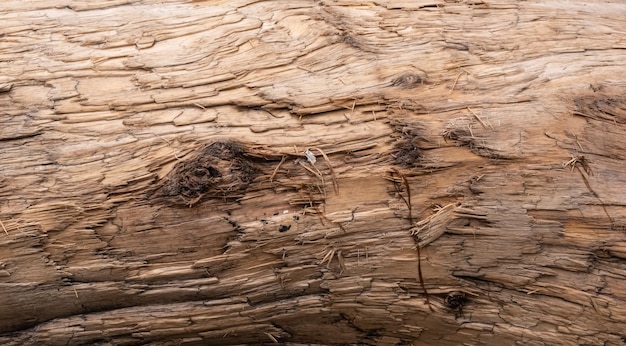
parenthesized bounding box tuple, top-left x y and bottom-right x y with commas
(1, 0, 626, 345)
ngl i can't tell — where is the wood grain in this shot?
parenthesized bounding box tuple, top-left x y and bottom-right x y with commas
(1, 0, 625, 345)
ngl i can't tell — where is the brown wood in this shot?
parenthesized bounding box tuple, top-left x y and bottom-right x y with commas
(1, 0, 626, 345)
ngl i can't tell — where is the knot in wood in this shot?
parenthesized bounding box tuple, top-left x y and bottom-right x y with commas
(393, 140, 422, 167)
(390, 72, 425, 88)
(156, 140, 258, 206)
(444, 291, 467, 310)
(390, 119, 425, 167)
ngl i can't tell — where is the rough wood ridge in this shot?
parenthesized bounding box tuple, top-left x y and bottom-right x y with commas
(1, 0, 625, 345)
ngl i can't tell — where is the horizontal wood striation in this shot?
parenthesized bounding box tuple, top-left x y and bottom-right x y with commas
(0, 0, 625, 345)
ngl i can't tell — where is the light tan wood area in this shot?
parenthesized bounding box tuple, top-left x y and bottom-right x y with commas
(1, 0, 625, 345)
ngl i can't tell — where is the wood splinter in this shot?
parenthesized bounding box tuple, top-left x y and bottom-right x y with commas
(0, 219, 8, 235)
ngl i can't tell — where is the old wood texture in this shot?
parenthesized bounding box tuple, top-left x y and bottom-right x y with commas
(1, 0, 626, 345)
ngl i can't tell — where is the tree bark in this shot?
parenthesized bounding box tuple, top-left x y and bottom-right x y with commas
(1, 0, 626, 345)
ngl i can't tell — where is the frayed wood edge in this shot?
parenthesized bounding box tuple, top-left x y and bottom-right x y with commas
(411, 202, 461, 248)
(320, 247, 346, 275)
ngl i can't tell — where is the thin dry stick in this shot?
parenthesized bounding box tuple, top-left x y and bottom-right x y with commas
(390, 168, 433, 312)
(151, 132, 183, 160)
(449, 69, 467, 94)
(467, 107, 492, 130)
(321, 247, 335, 267)
(309, 164, 327, 200)
(312, 147, 339, 194)
(264, 332, 279, 343)
(298, 159, 323, 180)
(269, 156, 287, 182)
(300, 150, 329, 199)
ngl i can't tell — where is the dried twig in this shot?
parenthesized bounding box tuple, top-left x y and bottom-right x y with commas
(269, 156, 286, 182)
(449, 69, 468, 94)
(299, 150, 327, 199)
(321, 248, 335, 267)
(312, 147, 339, 194)
(467, 107, 492, 130)
(321, 247, 346, 275)
(390, 168, 433, 312)
(264, 332, 278, 343)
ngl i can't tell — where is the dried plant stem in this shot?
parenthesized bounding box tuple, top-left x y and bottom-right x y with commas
(264, 332, 278, 343)
(269, 156, 286, 182)
(449, 69, 467, 94)
(390, 168, 433, 312)
(312, 147, 339, 194)
(467, 107, 492, 130)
